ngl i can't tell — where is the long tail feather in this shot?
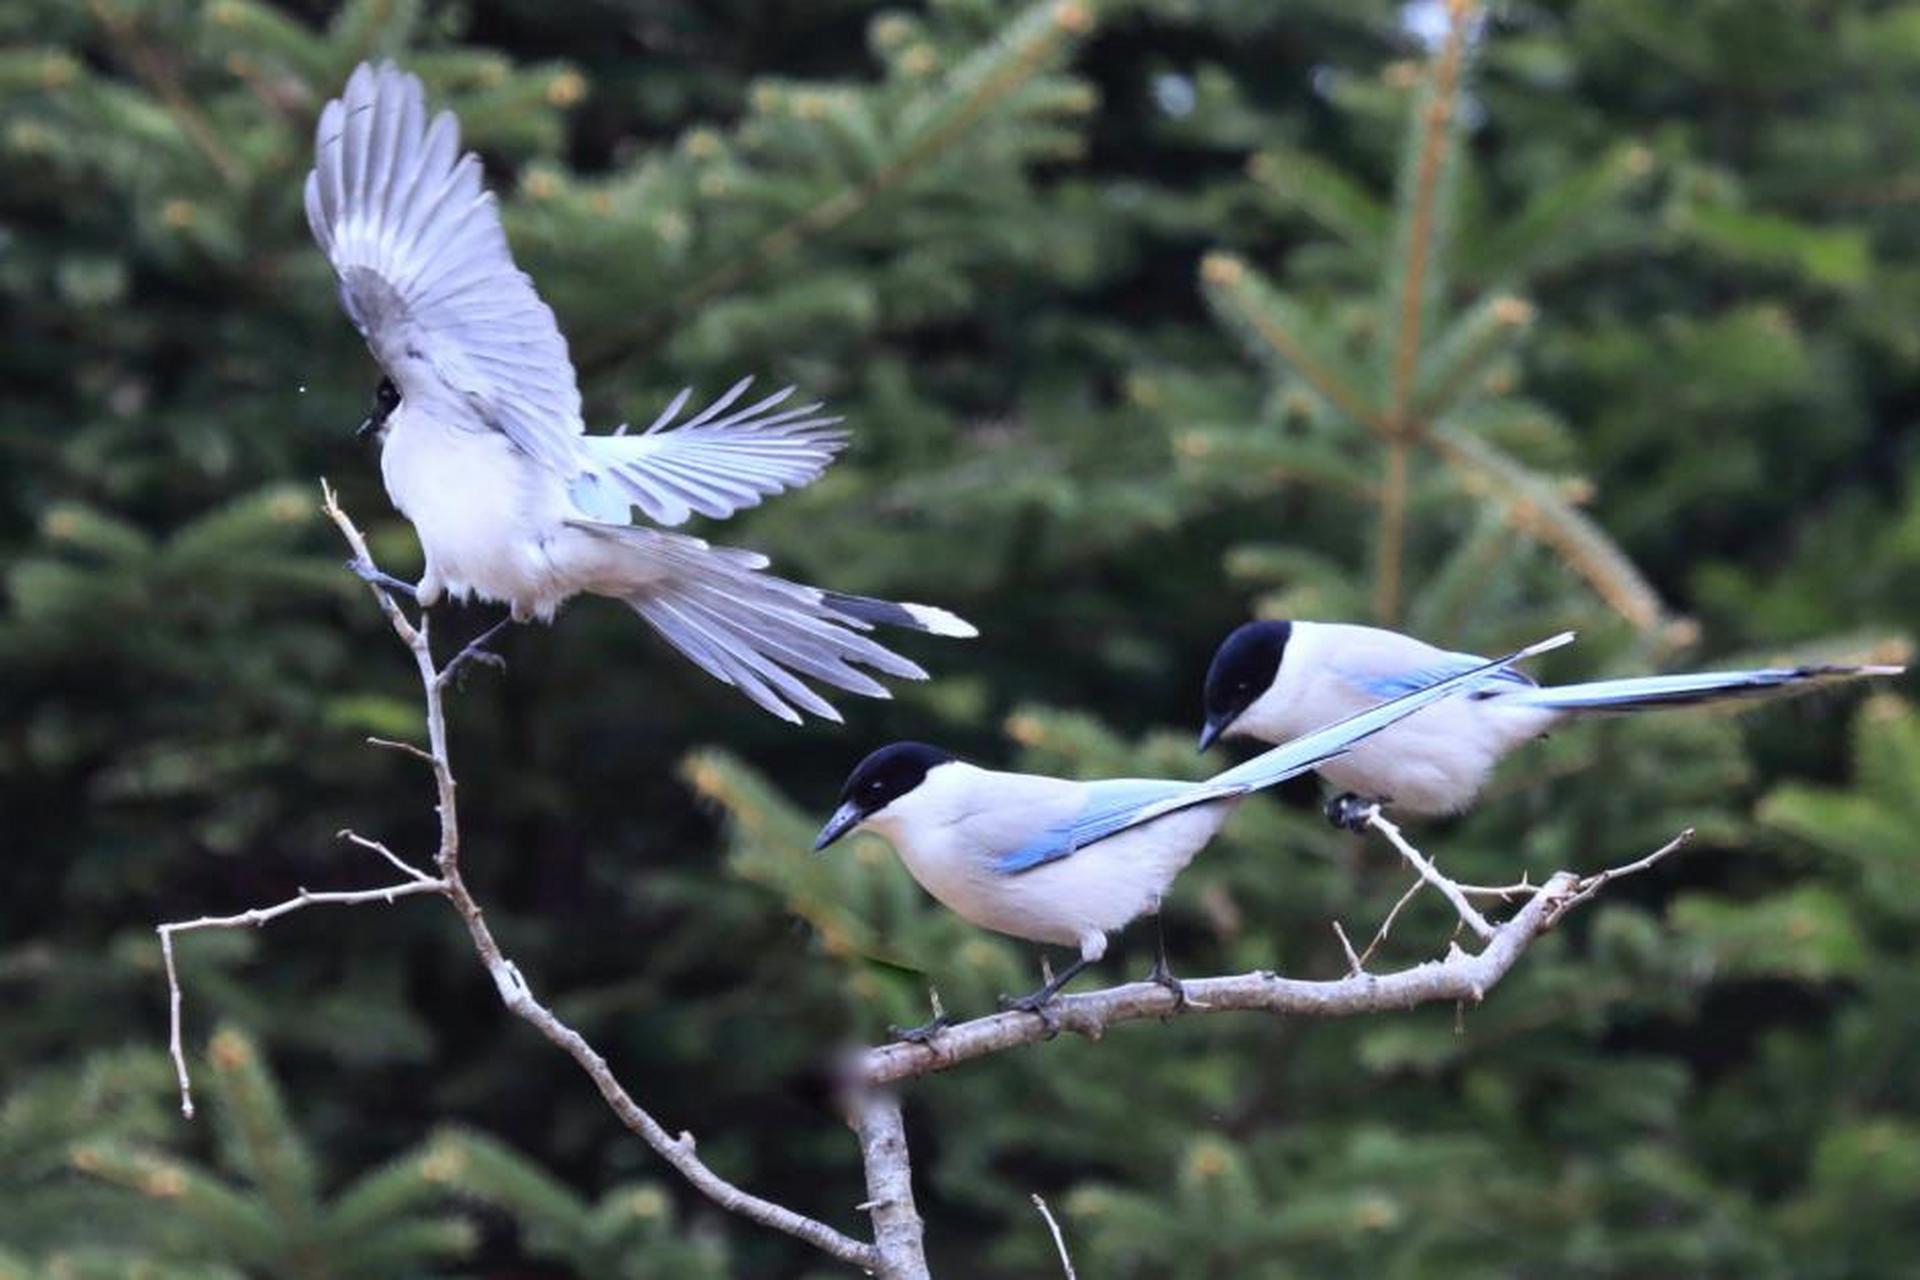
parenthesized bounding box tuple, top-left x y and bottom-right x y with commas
(567, 520, 971, 723)
(821, 591, 978, 638)
(1509, 664, 1903, 713)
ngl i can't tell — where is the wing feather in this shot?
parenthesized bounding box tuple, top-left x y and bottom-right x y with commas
(574, 380, 847, 526)
(306, 61, 585, 476)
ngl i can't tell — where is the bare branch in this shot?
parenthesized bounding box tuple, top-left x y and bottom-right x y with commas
(851, 1089, 930, 1280)
(157, 879, 446, 1117)
(1331, 920, 1365, 976)
(860, 870, 1578, 1085)
(366, 735, 436, 765)
(1362, 807, 1494, 938)
(1358, 873, 1427, 969)
(1032, 1193, 1078, 1279)
(1546, 827, 1693, 926)
(315, 486, 879, 1270)
(337, 829, 437, 883)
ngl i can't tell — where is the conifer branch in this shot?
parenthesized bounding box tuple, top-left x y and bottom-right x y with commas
(86, 0, 244, 188)
(1200, 253, 1387, 433)
(1427, 422, 1671, 632)
(588, 0, 1094, 374)
(1376, 0, 1473, 624)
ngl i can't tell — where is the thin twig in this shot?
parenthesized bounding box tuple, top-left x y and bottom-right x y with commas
(1362, 807, 1494, 939)
(338, 829, 437, 882)
(157, 880, 446, 1117)
(366, 736, 436, 765)
(1032, 1193, 1078, 1280)
(1545, 827, 1693, 925)
(1357, 872, 1425, 969)
(1331, 920, 1365, 976)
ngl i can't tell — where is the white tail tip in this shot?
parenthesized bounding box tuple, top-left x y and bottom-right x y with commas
(906, 603, 979, 639)
(1516, 630, 1577, 660)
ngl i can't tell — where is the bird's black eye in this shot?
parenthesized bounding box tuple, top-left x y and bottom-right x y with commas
(374, 377, 400, 415)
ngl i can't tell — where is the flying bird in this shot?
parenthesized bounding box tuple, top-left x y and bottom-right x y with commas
(1199, 619, 1904, 821)
(815, 631, 1573, 1028)
(305, 61, 973, 720)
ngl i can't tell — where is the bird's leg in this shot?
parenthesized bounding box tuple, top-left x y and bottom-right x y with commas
(998, 952, 1094, 1034)
(440, 613, 513, 687)
(887, 990, 955, 1046)
(1325, 792, 1391, 832)
(1144, 914, 1193, 1010)
(345, 558, 418, 601)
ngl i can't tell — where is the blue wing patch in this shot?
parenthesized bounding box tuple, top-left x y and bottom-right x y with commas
(1346, 651, 1536, 701)
(994, 778, 1222, 876)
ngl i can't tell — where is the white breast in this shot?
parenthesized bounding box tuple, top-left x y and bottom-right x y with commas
(867, 764, 1239, 958)
(379, 407, 576, 619)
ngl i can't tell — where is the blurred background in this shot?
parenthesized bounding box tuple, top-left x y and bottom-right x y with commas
(6, 0, 1920, 1274)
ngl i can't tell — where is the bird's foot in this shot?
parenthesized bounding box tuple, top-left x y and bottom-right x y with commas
(887, 1014, 956, 1046)
(345, 559, 418, 600)
(997, 988, 1063, 1038)
(440, 617, 512, 688)
(1146, 956, 1199, 1012)
(1326, 792, 1390, 832)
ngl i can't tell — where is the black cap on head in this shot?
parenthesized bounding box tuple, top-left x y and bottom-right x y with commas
(813, 741, 956, 851)
(1198, 620, 1293, 751)
(359, 375, 400, 439)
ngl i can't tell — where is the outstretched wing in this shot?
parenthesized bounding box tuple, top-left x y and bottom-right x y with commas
(571, 379, 848, 526)
(305, 61, 585, 478)
(993, 778, 1243, 875)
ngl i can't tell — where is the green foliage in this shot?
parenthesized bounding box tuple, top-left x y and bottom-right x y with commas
(6, 0, 1919, 1275)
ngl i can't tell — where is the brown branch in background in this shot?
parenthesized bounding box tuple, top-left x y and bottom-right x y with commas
(1375, 0, 1473, 624)
(585, 0, 1094, 375)
(1200, 254, 1389, 434)
(86, 0, 244, 188)
(153, 483, 879, 1273)
(1427, 422, 1672, 635)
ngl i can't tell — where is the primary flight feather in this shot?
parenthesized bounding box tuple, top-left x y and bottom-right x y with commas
(306, 61, 972, 721)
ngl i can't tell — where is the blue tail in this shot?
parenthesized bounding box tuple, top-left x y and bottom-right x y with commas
(1508, 664, 1901, 713)
(1206, 631, 1576, 793)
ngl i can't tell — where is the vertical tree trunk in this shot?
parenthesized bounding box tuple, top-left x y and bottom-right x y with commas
(854, 1090, 930, 1279)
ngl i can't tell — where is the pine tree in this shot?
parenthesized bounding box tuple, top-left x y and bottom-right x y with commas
(5, 0, 1918, 1274)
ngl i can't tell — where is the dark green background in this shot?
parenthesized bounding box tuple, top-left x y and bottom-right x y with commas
(6, 0, 1920, 1275)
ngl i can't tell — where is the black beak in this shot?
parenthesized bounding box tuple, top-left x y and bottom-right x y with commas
(356, 415, 377, 440)
(1197, 717, 1226, 752)
(813, 801, 864, 852)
